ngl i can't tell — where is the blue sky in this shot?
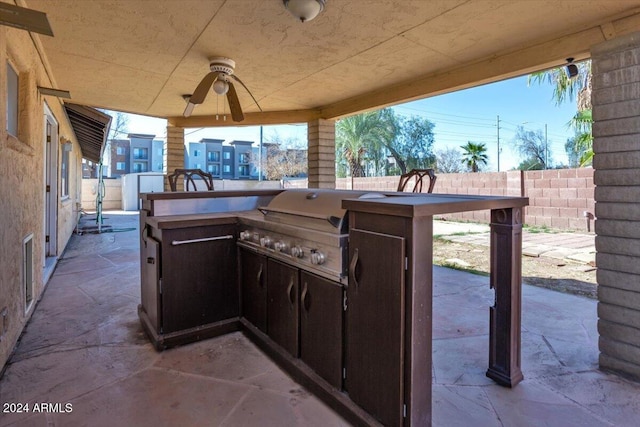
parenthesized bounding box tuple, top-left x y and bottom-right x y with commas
(124, 75, 578, 171)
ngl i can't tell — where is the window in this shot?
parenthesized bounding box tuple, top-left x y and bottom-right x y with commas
(207, 164, 220, 175)
(133, 162, 147, 173)
(207, 151, 220, 162)
(195, 163, 201, 170)
(116, 162, 126, 171)
(133, 147, 148, 159)
(116, 146, 125, 155)
(239, 153, 249, 163)
(223, 151, 231, 160)
(193, 149, 200, 157)
(223, 165, 231, 173)
(238, 165, 249, 176)
(61, 145, 70, 198)
(6, 62, 18, 136)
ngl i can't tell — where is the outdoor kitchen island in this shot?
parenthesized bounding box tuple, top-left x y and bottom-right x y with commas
(138, 189, 528, 427)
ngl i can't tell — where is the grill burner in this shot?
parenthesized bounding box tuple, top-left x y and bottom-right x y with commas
(237, 189, 380, 283)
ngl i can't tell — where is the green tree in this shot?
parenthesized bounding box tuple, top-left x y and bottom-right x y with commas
(336, 110, 395, 178)
(386, 111, 436, 174)
(460, 141, 488, 172)
(516, 158, 544, 171)
(528, 60, 592, 166)
(569, 109, 593, 166)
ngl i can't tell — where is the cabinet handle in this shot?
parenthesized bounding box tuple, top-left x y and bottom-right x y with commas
(349, 248, 359, 288)
(287, 278, 295, 306)
(171, 235, 234, 246)
(257, 264, 264, 288)
(301, 281, 310, 312)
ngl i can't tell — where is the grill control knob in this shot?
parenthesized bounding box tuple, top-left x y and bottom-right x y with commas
(260, 236, 273, 248)
(310, 251, 326, 265)
(291, 245, 304, 258)
(240, 231, 252, 241)
(274, 241, 289, 253)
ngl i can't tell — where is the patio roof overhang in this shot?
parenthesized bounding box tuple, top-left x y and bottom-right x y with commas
(23, 1, 640, 125)
(64, 103, 112, 163)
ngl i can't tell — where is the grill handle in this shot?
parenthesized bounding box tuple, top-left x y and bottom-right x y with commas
(258, 206, 341, 228)
(171, 235, 234, 246)
(349, 248, 359, 289)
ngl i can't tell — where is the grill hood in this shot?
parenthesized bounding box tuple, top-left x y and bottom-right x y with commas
(259, 189, 375, 234)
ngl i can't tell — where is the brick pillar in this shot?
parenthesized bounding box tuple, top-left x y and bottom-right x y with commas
(592, 31, 640, 380)
(308, 119, 336, 189)
(164, 125, 184, 191)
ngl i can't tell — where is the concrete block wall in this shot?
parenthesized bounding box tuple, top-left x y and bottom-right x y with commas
(333, 170, 594, 231)
(164, 126, 184, 191)
(592, 31, 640, 380)
(523, 168, 595, 230)
(308, 119, 336, 189)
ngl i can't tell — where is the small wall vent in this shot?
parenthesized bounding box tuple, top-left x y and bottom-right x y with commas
(23, 234, 34, 312)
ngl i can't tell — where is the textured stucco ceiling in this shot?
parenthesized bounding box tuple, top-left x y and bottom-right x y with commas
(20, 0, 640, 125)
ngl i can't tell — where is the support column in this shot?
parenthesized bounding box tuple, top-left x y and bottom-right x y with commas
(308, 119, 336, 189)
(164, 125, 184, 191)
(487, 207, 524, 387)
(592, 31, 640, 380)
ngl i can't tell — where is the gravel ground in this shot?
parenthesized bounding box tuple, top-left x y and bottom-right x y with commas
(433, 238, 597, 299)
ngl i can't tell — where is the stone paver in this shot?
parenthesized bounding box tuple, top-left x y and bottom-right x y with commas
(1, 212, 638, 427)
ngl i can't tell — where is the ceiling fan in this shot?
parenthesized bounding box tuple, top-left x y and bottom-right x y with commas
(183, 57, 261, 122)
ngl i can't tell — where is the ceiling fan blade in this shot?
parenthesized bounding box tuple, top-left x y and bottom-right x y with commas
(189, 72, 218, 105)
(183, 102, 196, 117)
(226, 82, 244, 122)
(230, 75, 262, 112)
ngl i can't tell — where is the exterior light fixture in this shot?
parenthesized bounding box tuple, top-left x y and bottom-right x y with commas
(566, 58, 578, 79)
(283, 0, 325, 23)
(0, 2, 53, 36)
(38, 86, 71, 99)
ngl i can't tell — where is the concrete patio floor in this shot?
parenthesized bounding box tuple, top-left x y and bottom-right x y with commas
(1, 212, 639, 426)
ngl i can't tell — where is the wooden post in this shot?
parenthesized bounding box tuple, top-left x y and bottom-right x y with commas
(486, 207, 524, 387)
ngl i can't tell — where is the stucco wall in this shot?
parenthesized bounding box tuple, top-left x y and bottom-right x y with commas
(0, 26, 84, 369)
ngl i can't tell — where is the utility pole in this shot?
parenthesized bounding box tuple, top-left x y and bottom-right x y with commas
(544, 123, 548, 169)
(496, 115, 501, 172)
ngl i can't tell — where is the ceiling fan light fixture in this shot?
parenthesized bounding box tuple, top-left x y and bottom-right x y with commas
(283, 0, 325, 23)
(213, 78, 229, 95)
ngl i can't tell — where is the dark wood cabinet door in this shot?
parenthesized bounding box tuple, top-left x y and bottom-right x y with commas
(162, 225, 238, 333)
(346, 228, 405, 427)
(141, 236, 161, 330)
(267, 259, 299, 357)
(300, 271, 343, 389)
(239, 247, 268, 332)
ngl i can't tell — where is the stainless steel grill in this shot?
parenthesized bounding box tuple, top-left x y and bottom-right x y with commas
(237, 189, 382, 283)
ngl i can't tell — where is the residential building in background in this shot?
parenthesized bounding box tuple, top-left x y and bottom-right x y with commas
(102, 133, 164, 178)
(185, 138, 267, 180)
(99, 135, 294, 181)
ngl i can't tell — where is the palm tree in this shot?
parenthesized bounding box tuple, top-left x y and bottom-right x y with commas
(528, 61, 592, 165)
(460, 142, 488, 172)
(336, 110, 395, 178)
